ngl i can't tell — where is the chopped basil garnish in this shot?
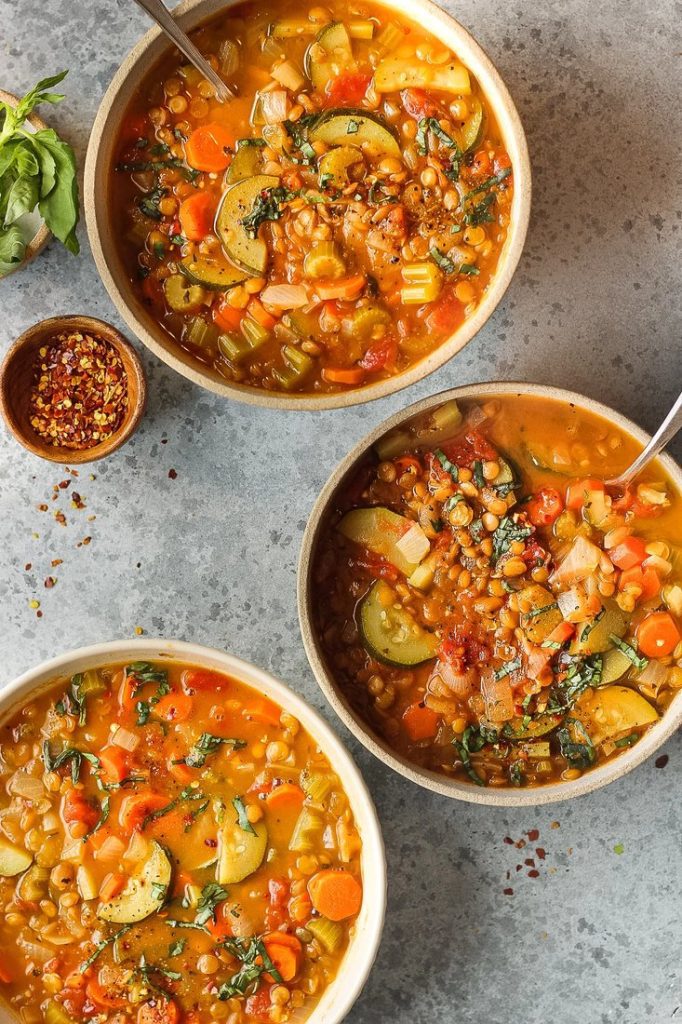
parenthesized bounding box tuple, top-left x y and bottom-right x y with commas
(218, 937, 282, 999)
(434, 448, 458, 482)
(494, 658, 521, 681)
(232, 796, 256, 836)
(491, 516, 533, 562)
(175, 733, 247, 769)
(609, 635, 648, 671)
(196, 882, 230, 925)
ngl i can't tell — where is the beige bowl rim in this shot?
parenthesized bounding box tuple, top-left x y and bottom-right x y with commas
(0, 639, 387, 1024)
(84, 0, 531, 410)
(297, 380, 682, 805)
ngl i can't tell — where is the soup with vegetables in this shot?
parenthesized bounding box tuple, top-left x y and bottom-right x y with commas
(311, 395, 682, 787)
(111, 0, 513, 396)
(0, 660, 363, 1024)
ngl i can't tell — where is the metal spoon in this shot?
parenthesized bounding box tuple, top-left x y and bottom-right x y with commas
(131, 0, 234, 102)
(605, 389, 682, 489)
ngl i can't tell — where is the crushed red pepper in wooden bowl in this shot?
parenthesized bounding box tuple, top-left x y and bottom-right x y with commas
(0, 314, 147, 464)
(28, 329, 128, 449)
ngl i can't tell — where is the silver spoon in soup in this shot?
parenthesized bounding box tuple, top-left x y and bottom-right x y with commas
(131, 0, 235, 102)
(606, 389, 682, 489)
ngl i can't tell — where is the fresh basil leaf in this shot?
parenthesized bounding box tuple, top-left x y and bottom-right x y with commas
(232, 796, 256, 835)
(0, 224, 26, 277)
(34, 129, 79, 253)
(14, 71, 68, 122)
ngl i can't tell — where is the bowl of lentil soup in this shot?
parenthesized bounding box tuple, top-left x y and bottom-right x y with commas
(298, 383, 682, 803)
(84, 0, 530, 408)
(0, 315, 146, 464)
(0, 639, 385, 1024)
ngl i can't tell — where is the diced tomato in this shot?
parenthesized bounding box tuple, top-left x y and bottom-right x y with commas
(206, 902, 234, 941)
(265, 877, 290, 930)
(360, 333, 398, 371)
(439, 429, 498, 467)
(141, 275, 164, 305)
(565, 478, 605, 510)
(424, 291, 465, 336)
(350, 553, 399, 583)
(631, 497, 664, 519)
(526, 487, 564, 527)
(400, 87, 440, 120)
(402, 702, 440, 742)
(618, 565, 661, 602)
(99, 745, 130, 785)
(181, 668, 230, 693)
(383, 205, 407, 240)
(62, 789, 99, 830)
(609, 536, 647, 570)
(521, 539, 548, 568)
(324, 72, 372, 107)
(467, 148, 492, 180)
(245, 987, 271, 1019)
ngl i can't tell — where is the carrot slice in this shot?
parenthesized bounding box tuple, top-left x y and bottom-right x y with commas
(247, 298, 277, 330)
(99, 745, 130, 785)
(178, 191, 217, 241)
(308, 869, 362, 921)
(618, 566, 660, 602)
(241, 697, 281, 729)
(181, 668, 230, 693)
(565, 478, 605, 510)
(87, 977, 129, 1010)
(265, 783, 305, 813)
(119, 792, 168, 831)
(154, 691, 193, 722)
(637, 611, 681, 658)
(609, 536, 647, 570)
(184, 123, 234, 172)
(137, 998, 181, 1024)
(0, 965, 12, 984)
(213, 302, 244, 333)
(263, 932, 302, 982)
(402, 702, 440, 742)
(315, 274, 366, 301)
(322, 367, 366, 386)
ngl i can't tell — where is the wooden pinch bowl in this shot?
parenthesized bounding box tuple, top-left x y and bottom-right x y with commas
(0, 315, 147, 463)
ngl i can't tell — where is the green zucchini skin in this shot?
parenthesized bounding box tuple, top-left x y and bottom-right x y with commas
(359, 580, 438, 667)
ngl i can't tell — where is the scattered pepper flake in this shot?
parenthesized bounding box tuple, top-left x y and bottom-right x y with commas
(29, 599, 40, 609)
(613, 843, 624, 855)
(526, 828, 540, 841)
(54, 511, 67, 526)
(24, 563, 32, 571)
(168, 468, 178, 480)
(536, 847, 546, 860)
(503, 888, 513, 896)
(44, 576, 56, 589)
(58, 479, 70, 489)
(51, 559, 63, 567)
(550, 821, 560, 830)
(527, 869, 539, 878)
(655, 754, 669, 769)
(28, 330, 128, 450)
(37, 504, 48, 512)
(134, 626, 144, 636)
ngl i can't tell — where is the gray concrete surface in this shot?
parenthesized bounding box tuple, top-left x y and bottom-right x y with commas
(1, 1, 681, 1021)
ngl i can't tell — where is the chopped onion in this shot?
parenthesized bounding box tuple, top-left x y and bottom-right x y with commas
(260, 88, 290, 124)
(465, 404, 488, 428)
(664, 584, 682, 618)
(218, 39, 240, 77)
(111, 726, 140, 752)
(428, 660, 476, 698)
(481, 668, 515, 724)
(395, 523, 430, 565)
(17, 937, 52, 963)
(8, 772, 45, 802)
(550, 535, 603, 587)
(124, 831, 149, 865)
(603, 526, 631, 550)
(94, 836, 126, 863)
(556, 587, 584, 621)
(260, 283, 309, 308)
(271, 59, 304, 92)
(642, 553, 672, 577)
(636, 658, 669, 694)
(42, 811, 61, 835)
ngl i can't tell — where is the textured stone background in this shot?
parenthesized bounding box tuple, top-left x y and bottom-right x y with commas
(1, 1, 681, 1021)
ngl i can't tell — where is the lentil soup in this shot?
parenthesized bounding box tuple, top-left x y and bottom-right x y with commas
(0, 659, 363, 1024)
(310, 394, 682, 788)
(111, 0, 513, 396)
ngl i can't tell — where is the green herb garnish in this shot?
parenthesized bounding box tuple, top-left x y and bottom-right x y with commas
(494, 658, 521, 681)
(0, 72, 79, 277)
(168, 939, 186, 957)
(434, 448, 458, 482)
(79, 924, 133, 973)
(491, 516, 532, 562)
(609, 635, 648, 671)
(43, 741, 100, 784)
(141, 785, 205, 829)
(175, 733, 246, 769)
(217, 937, 282, 999)
(232, 796, 256, 836)
(196, 883, 230, 925)
(429, 246, 456, 273)
(241, 186, 294, 238)
(557, 718, 595, 769)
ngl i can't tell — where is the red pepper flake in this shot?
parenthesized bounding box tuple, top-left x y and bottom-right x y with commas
(168, 468, 178, 480)
(28, 330, 128, 450)
(655, 754, 669, 769)
(71, 493, 85, 509)
(524, 858, 535, 867)
(528, 869, 539, 879)
(54, 511, 67, 526)
(550, 821, 560, 830)
(51, 559, 63, 567)
(44, 576, 56, 589)
(37, 504, 48, 512)
(514, 839, 526, 849)
(58, 480, 70, 489)
(503, 888, 514, 896)
(24, 563, 32, 571)
(536, 847, 546, 860)
(503, 836, 514, 845)
(526, 828, 540, 841)
(78, 536, 92, 547)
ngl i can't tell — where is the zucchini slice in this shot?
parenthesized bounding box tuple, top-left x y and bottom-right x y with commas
(98, 841, 171, 924)
(374, 56, 471, 95)
(180, 256, 248, 291)
(305, 22, 354, 91)
(226, 142, 264, 183)
(503, 713, 563, 741)
(571, 599, 630, 656)
(518, 584, 563, 645)
(573, 685, 658, 746)
(460, 97, 484, 151)
(338, 506, 428, 576)
(0, 837, 32, 877)
(216, 174, 280, 276)
(309, 109, 400, 158)
(374, 399, 463, 461)
(318, 144, 363, 188)
(217, 818, 268, 884)
(360, 580, 438, 667)
(599, 647, 631, 685)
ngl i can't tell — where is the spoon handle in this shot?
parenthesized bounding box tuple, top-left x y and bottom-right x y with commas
(607, 389, 682, 489)
(131, 0, 233, 102)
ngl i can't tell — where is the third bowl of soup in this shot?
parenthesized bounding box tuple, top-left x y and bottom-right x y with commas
(85, 0, 530, 408)
(298, 383, 682, 803)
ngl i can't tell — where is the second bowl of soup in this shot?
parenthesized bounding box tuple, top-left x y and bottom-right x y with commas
(85, 0, 530, 408)
(0, 640, 385, 1024)
(298, 384, 682, 803)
